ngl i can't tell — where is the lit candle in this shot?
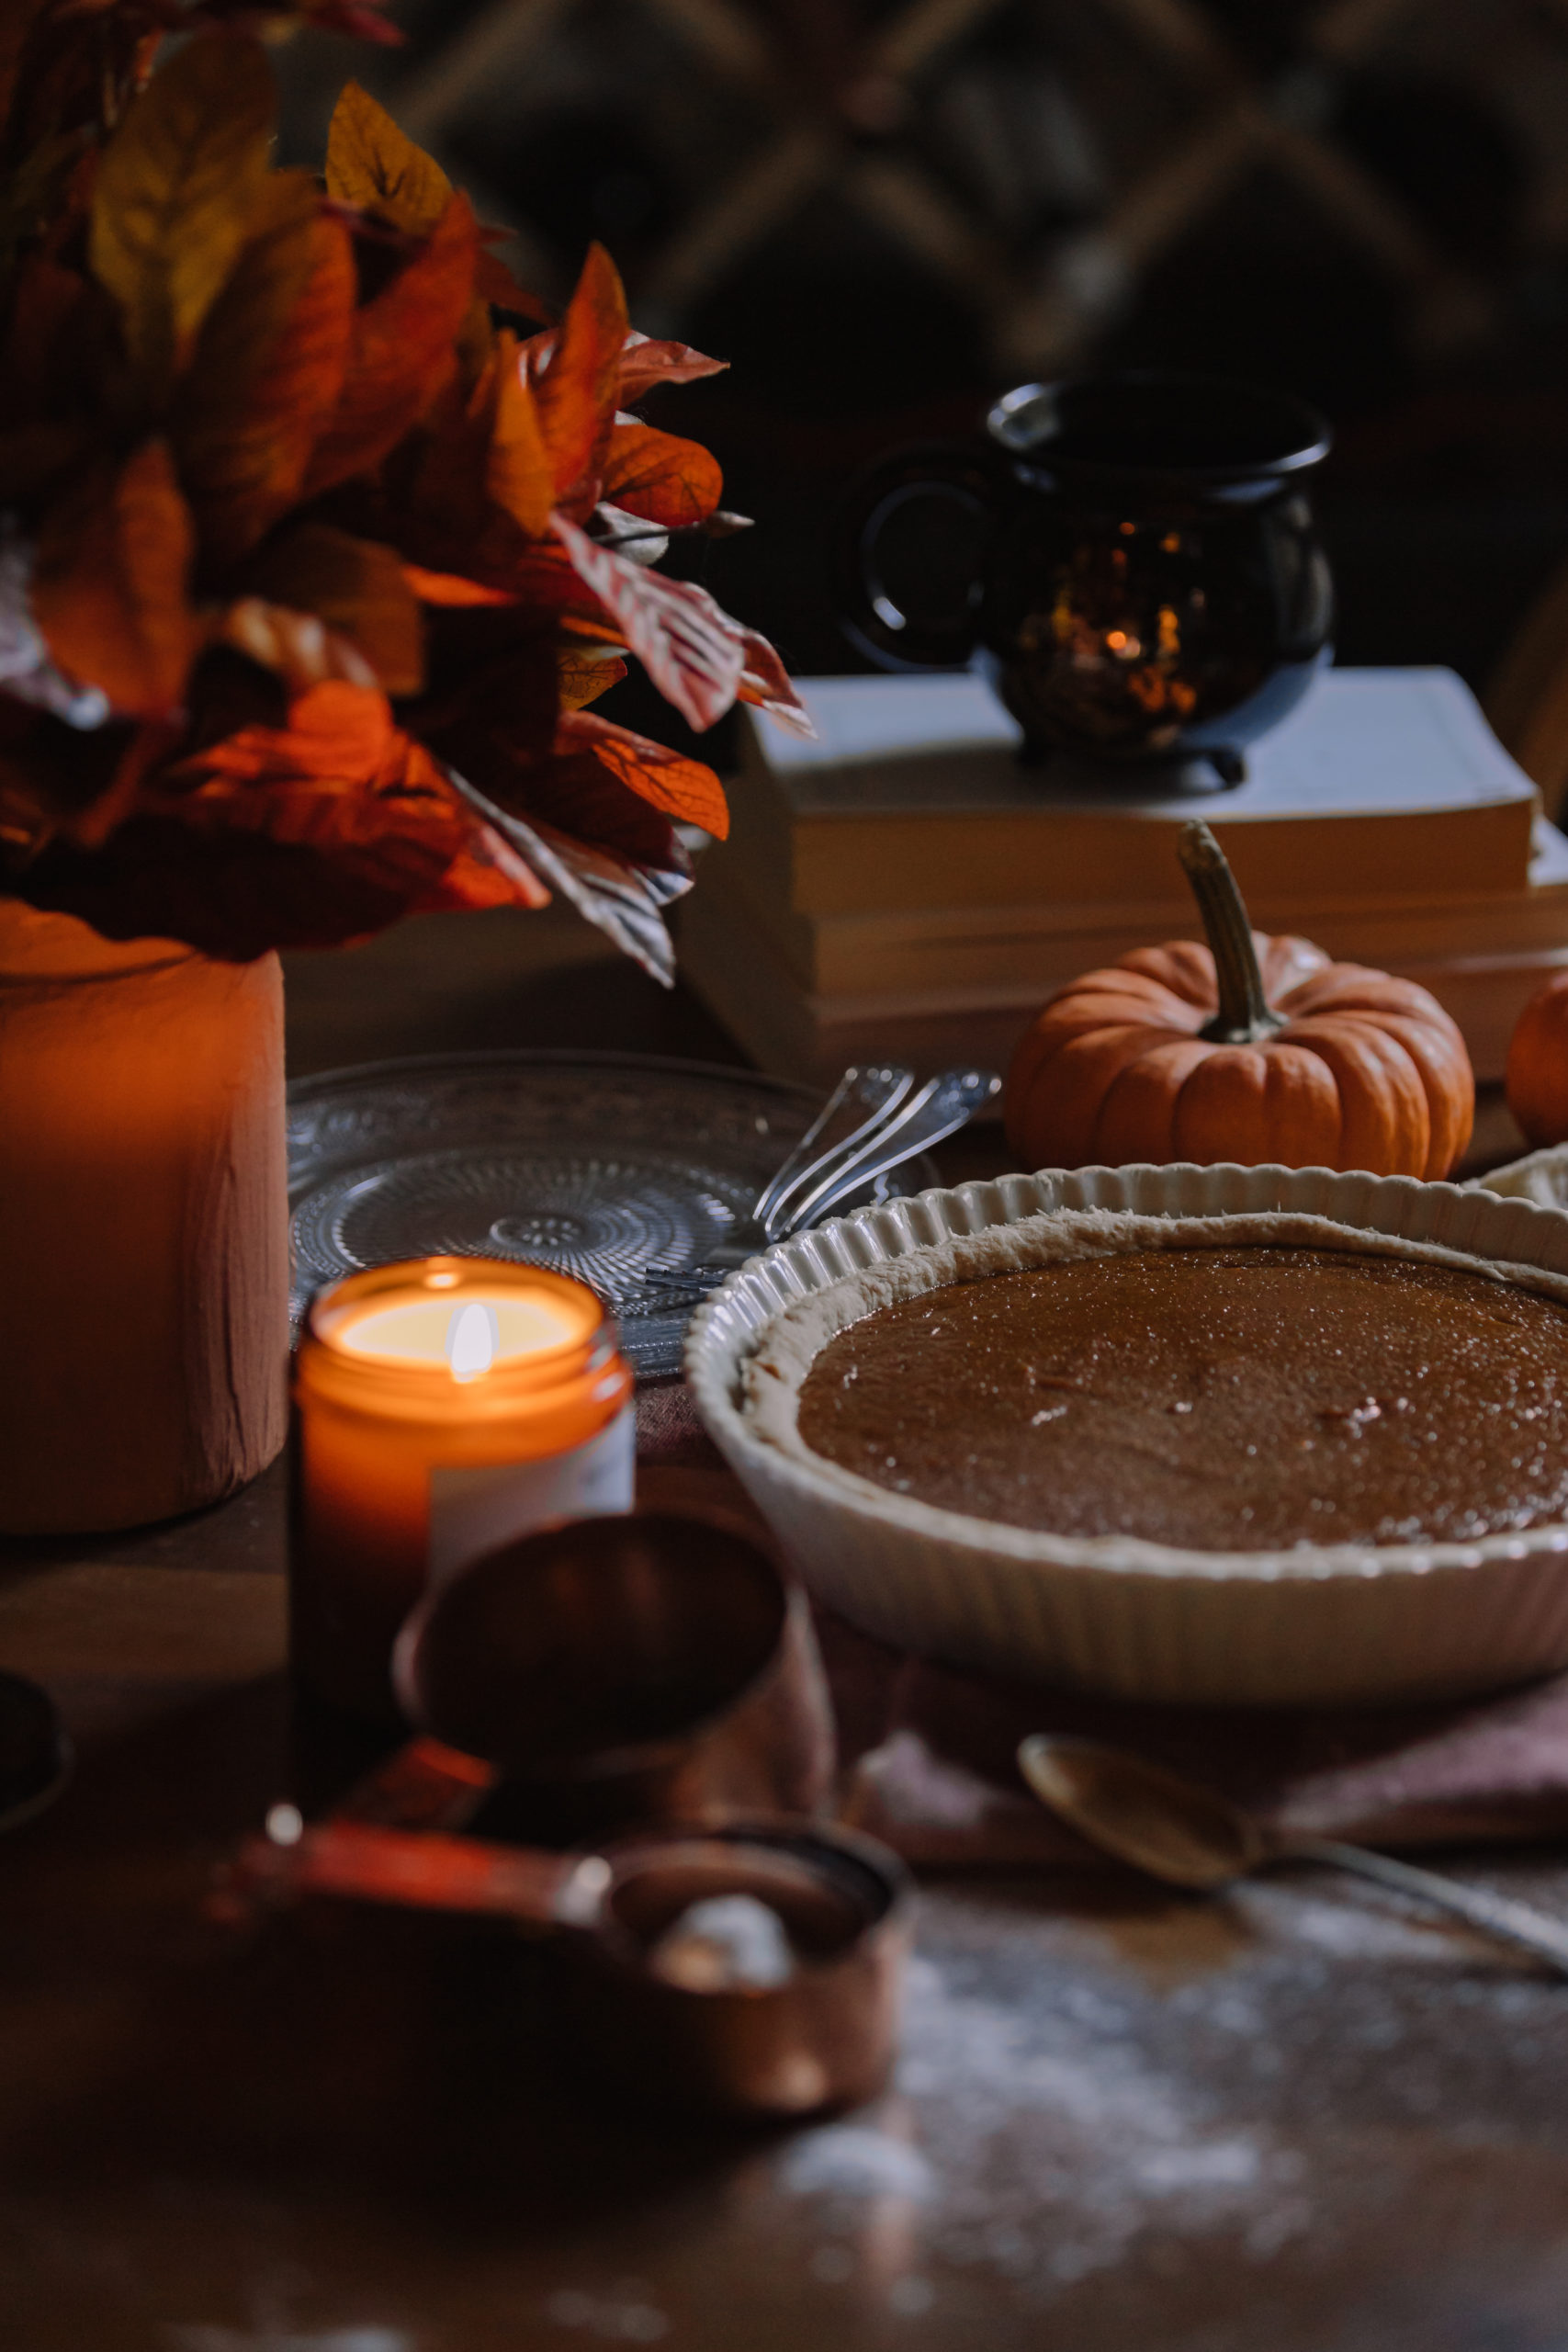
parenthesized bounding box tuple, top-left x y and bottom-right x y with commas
(291, 1256, 634, 1719)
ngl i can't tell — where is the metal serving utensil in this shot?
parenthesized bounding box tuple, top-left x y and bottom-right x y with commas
(663, 1065, 1001, 1295)
(1018, 1735, 1568, 1976)
(223, 1811, 910, 2120)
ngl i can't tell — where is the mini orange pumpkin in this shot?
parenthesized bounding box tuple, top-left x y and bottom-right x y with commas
(1506, 972, 1568, 1147)
(1005, 822, 1474, 1176)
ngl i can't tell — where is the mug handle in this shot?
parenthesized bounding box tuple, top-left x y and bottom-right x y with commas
(832, 441, 1008, 671)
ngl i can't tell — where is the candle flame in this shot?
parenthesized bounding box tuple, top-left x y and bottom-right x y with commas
(446, 1300, 499, 1381)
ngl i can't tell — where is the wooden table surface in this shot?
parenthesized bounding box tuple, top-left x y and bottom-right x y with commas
(3, 905, 1565, 2352)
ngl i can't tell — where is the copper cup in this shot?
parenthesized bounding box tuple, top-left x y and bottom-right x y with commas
(227, 1811, 908, 2121)
(345, 1510, 836, 1844)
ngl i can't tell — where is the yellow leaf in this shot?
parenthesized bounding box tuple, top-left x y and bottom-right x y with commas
(557, 646, 627, 710)
(89, 33, 276, 390)
(325, 80, 452, 233)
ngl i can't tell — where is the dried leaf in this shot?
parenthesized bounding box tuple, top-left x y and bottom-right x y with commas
(486, 331, 553, 538)
(529, 241, 626, 510)
(473, 243, 551, 321)
(444, 757, 684, 983)
(402, 564, 515, 608)
(219, 599, 378, 693)
(32, 439, 199, 718)
(601, 419, 723, 528)
(89, 31, 275, 387)
(551, 514, 741, 730)
(617, 330, 728, 403)
(174, 174, 354, 567)
(560, 707, 728, 837)
(303, 191, 479, 497)
(325, 80, 451, 234)
(557, 646, 626, 709)
(733, 623, 816, 739)
(237, 522, 425, 694)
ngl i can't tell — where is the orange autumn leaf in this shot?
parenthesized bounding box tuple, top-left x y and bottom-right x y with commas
(32, 439, 200, 718)
(559, 709, 728, 837)
(238, 522, 425, 694)
(551, 513, 741, 730)
(401, 563, 515, 607)
(557, 647, 627, 709)
(88, 31, 275, 389)
(601, 419, 723, 528)
(529, 241, 626, 511)
(473, 244, 552, 321)
(219, 598, 378, 692)
(616, 330, 728, 403)
(174, 174, 354, 566)
(303, 191, 479, 497)
(485, 331, 554, 539)
(324, 79, 452, 233)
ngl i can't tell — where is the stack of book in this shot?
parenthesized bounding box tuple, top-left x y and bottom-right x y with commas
(678, 667, 1568, 1091)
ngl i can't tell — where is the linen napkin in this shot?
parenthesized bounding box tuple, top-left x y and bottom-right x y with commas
(634, 1377, 1568, 1867)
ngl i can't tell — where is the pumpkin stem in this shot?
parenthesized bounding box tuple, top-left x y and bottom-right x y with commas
(1178, 821, 1284, 1045)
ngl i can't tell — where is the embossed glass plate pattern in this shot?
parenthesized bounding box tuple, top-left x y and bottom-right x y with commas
(288, 1051, 938, 1377)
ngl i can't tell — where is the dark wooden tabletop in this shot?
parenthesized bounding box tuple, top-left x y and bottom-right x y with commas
(3, 904, 1565, 2352)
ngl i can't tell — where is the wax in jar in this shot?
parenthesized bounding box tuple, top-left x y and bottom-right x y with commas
(292, 1257, 634, 1720)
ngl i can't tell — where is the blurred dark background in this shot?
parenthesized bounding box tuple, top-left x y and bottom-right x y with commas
(275, 0, 1568, 769)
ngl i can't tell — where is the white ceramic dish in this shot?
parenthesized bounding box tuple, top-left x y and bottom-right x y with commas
(685, 1164, 1568, 1707)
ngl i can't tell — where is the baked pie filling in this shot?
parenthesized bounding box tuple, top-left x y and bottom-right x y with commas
(792, 1246, 1568, 1550)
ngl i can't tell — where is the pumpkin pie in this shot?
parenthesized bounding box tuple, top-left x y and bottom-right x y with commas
(743, 1212, 1568, 1553)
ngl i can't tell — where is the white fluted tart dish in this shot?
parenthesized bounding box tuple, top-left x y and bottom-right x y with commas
(684, 1163, 1568, 1707)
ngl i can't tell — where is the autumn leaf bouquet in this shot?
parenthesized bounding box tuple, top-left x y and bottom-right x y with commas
(0, 3, 809, 979)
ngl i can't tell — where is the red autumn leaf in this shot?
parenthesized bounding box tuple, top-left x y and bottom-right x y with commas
(473, 243, 552, 322)
(236, 521, 425, 693)
(600, 420, 723, 529)
(303, 190, 479, 498)
(175, 175, 355, 567)
(732, 620, 817, 739)
(550, 514, 741, 730)
(219, 597, 377, 692)
(31, 438, 200, 718)
(417, 817, 549, 915)
(559, 707, 728, 837)
(528, 240, 626, 512)
(616, 329, 728, 404)
(443, 753, 687, 984)
(152, 681, 548, 927)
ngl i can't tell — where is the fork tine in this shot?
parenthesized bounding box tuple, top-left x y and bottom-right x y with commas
(752, 1064, 913, 1233)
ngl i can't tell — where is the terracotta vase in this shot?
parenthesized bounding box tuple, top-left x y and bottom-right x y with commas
(0, 901, 289, 1532)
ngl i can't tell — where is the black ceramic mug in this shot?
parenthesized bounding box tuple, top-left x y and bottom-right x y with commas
(833, 371, 1335, 784)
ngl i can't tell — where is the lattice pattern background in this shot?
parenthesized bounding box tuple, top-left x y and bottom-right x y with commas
(277, 0, 1568, 694)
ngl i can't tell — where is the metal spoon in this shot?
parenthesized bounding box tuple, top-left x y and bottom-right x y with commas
(1017, 1734, 1568, 1976)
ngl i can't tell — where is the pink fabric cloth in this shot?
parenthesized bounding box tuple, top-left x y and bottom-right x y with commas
(635, 1377, 1568, 1866)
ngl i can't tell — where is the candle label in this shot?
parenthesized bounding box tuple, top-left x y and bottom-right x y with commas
(426, 1406, 636, 1582)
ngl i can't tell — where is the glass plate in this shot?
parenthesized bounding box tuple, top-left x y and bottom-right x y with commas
(288, 1050, 940, 1378)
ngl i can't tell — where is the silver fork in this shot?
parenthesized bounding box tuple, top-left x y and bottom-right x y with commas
(638, 1065, 1001, 1302)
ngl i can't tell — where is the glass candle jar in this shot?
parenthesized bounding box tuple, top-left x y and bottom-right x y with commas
(292, 1256, 634, 1720)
